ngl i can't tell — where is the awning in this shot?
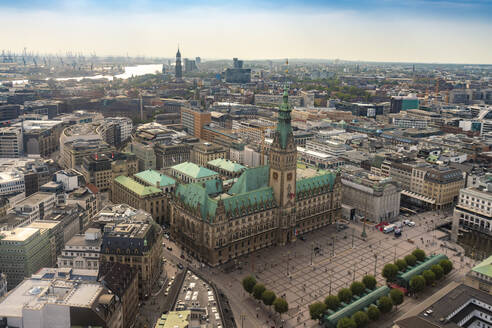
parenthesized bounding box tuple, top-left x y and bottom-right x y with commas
(401, 189, 436, 204)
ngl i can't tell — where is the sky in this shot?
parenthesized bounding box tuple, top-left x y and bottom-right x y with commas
(1, 0, 492, 64)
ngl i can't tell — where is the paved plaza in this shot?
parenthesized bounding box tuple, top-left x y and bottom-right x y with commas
(199, 210, 478, 328)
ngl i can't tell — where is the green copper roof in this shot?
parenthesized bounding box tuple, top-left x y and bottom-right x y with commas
(276, 85, 293, 149)
(135, 169, 176, 187)
(171, 162, 218, 179)
(114, 175, 162, 196)
(228, 166, 269, 195)
(175, 167, 276, 222)
(296, 172, 337, 196)
(223, 186, 275, 216)
(207, 158, 246, 173)
(472, 255, 492, 278)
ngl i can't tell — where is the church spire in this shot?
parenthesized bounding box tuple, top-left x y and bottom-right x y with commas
(276, 85, 292, 149)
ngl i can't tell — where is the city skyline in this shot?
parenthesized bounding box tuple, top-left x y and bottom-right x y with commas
(1, 0, 492, 64)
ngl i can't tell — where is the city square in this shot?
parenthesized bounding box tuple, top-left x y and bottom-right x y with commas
(196, 210, 477, 328)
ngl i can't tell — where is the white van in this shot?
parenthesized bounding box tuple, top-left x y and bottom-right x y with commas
(383, 224, 396, 233)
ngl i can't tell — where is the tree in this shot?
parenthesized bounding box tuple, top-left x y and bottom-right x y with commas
(309, 302, 327, 321)
(412, 249, 426, 262)
(337, 317, 357, 328)
(253, 283, 266, 300)
(242, 275, 257, 294)
(431, 264, 444, 280)
(367, 305, 380, 321)
(362, 275, 377, 290)
(422, 270, 435, 285)
(389, 289, 404, 310)
(378, 296, 393, 313)
(325, 295, 340, 310)
(409, 275, 426, 293)
(262, 290, 276, 306)
(439, 259, 453, 275)
(350, 281, 366, 296)
(395, 259, 408, 272)
(273, 298, 289, 316)
(404, 254, 417, 267)
(382, 263, 399, 282)
(338, 288, 353, 303)
(352, 311, 369, 327)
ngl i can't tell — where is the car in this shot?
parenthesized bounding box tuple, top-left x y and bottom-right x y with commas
(394, 228, 402, 237)
(167, 246, 172, 251)
(177, 263, 184, 270)
(402, 219, 410, 225)
(407, 221, 416, 227)
(180, 254, 185, 259)
(299, 236, 306, 241)
(337, 223, 348, 231)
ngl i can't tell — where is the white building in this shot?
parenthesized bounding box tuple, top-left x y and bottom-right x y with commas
(0, 267, 122, 328)
(0, 127, 23, 158)
(305, 139, 348, 157)
(0, 170, 25, 196)
(54, 170, 80, 192)
(104, 116, 133, 141)
(453, 177, 492, 240)
(57, 228, 101, 270)
(341, 172, 401, 223)
(14, 192, 56, 224)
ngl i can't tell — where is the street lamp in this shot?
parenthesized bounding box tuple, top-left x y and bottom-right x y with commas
(310, 242, 314, 265)
(373, 254, 378, 277)
(361, 217, 367, 239)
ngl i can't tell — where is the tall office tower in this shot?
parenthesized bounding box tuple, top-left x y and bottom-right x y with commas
(175, 47, 182, 79)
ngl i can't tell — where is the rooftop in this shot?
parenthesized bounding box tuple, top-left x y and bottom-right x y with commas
(15, 192, 54, 207)
(154, 310, 191, 328)
(0, 268, 100, 318)
(0, 227, 39, 242)
(114, 176, 162, 196)
(207, 158, 246, 173)
(171, 162, 218, 179)
(395, 283, 492, 328)
(134, 169, 176, 187)
(471, 255, 492, 278)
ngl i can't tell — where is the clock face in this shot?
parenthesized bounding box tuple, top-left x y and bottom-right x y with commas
(287, 173, 293, 181)
(273, 172, 278, 180)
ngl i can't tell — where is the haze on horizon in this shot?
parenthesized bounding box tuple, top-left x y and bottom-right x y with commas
(1, 0, 492, 65)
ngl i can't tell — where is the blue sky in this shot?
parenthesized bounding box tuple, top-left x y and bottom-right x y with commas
(1, 0, 491, 63)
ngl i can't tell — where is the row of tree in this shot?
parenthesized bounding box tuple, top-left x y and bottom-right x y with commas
(309, 278, 404, 328)
(408, 259, 453, 294)
(242, 275, 289, 317)
(335, 289, 402, 328)
(382, 249, 453, 294)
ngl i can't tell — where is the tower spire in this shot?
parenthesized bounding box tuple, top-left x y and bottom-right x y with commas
(276, 85, 292, 149)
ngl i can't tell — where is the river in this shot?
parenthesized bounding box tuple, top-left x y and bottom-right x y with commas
(2, 64, 162, 85)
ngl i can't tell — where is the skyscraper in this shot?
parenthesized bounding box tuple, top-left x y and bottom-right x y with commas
(175, 47, 182, 79)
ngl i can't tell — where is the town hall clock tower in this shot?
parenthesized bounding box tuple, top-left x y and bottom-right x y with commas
(269, 86, 297, 245)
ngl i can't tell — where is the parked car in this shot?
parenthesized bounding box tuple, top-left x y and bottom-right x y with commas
(394, 228, 402, 237)
(407, 221, 416, 227)
(177, 263, 184, 270)
(167, 246, 173, 251)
